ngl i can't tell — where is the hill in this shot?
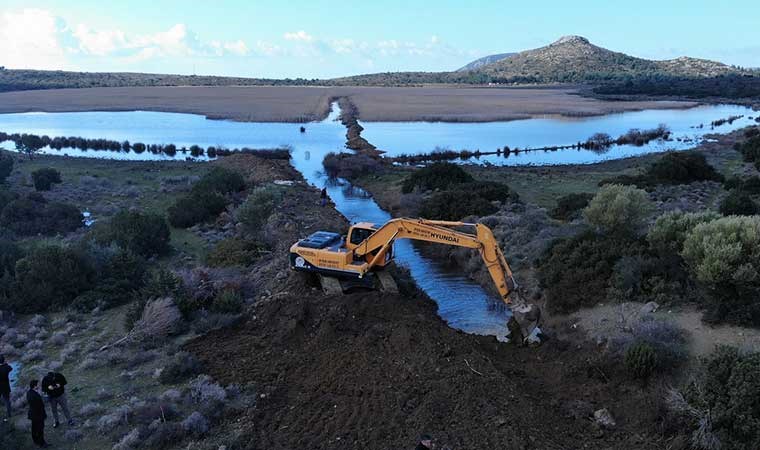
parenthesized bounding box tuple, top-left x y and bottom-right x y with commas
(457, 52, 515, 71)
(477, 35, 740, 83)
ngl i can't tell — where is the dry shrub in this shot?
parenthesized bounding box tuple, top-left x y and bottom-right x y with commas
(181, 411, 209, 436)
(131, 297, 182, 340)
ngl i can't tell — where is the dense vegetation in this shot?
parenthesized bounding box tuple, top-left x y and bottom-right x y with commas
(600, 152, 723, 188)
(92, 210, 171, 257)
(594, 74, 760, 99)
(401, 162, 474, 193)
(168, 167, 246, 228)
(0, 192, 82, 236)
(31, 167, 62, 191)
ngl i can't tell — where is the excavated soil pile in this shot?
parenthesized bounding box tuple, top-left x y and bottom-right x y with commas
(188, 284, 662, 449)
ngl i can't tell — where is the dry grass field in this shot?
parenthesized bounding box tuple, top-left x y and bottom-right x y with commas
(0, 85, 696, 122)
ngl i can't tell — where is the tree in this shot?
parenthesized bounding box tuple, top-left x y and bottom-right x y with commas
(583, 184, 653, 235)
(647, 210, 721, 254)
(15, 134, 45, 159)
(719, 189, 759, 216)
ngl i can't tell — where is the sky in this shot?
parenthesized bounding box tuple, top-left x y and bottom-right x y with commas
(1, 0, 758, 78)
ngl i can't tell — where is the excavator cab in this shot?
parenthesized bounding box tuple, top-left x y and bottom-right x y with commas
(346, 223, 394, 266)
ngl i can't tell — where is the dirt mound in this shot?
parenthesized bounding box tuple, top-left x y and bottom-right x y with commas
(187, 283, 663, 449)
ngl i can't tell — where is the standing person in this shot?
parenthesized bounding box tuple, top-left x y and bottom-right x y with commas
(415, 433, 434, 450)
(41, 371, 73, 427)
(0, 355, 11, 422)
(320, 187, 328, 207)
(27, 379, 48, 448)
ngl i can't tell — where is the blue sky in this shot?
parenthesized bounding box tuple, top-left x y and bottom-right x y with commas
(1, 1, 758, 78)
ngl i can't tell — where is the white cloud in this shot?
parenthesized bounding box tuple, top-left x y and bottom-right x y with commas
(283, 30, 314, 43)
(0, 8, 72, 70)
(72, 24, 127, 56)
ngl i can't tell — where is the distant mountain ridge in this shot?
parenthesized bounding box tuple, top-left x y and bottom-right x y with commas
(473, 35, 740, 82)
(457, 53, 515, 72)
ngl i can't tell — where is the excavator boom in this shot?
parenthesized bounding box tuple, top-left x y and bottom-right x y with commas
(289, 218, 541, 343)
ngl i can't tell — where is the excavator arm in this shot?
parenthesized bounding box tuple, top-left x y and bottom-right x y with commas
(353, 219, 540, 342)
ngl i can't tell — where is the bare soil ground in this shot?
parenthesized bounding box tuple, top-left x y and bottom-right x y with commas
(0, 85, 695, 123)
(188, 288, 665, 450)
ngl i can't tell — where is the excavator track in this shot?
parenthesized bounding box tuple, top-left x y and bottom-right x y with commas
(375, 271, 399, 294)
(318, 275, 344, 296)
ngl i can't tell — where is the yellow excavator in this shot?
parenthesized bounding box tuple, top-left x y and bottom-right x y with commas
(289, 218, 541, 343)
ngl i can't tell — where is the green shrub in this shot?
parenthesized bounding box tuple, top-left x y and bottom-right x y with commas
(0, 153, 13, 183)
(192, 166, 245, 195)
(719, 189, 758, 216)
(323, 152, 382, 178)
(205, 238, 264, 267)
(647, 152, 723, 184)
(600, 152, 722, 187)
(537, 232, 644, 313)
(583, 184, 653, 235)
(6, 245, 93, 313)
(550, 192, 595, 221)
(31, 167, 62, 191)
(73, 250, 146, 311)
(0, 187, 16, 211)
(0, 193, 82, 236)
(401, 162, 473, 193)
(93, 210, 171, 257)
(211, 289, 243, 314)
(459, 181, 519, 203)
(738, 135, 760, 163)
(0, 238, 22, 275)
(168, 191, 227, 228)
(682, 216, 760, 326)
(647, 210, 721, 254)
(158, 351, 202, 384)
(724, 175, 760, 194)
(671, 346, 760, 449)
(125, 268, 184, 330)
(237, 186, 282, 235)
(419, 190, 498, 220)
(624, 342, 657, 380)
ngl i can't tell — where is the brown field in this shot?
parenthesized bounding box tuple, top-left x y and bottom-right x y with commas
(0, 85, 696, 123)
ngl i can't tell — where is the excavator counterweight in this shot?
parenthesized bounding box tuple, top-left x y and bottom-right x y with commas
(290, 218, 541, 344)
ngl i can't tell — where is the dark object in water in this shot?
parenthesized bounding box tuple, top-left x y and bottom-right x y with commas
(300, 126, 306, 133)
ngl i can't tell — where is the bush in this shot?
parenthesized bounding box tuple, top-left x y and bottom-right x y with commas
(737, 135, 760, 164)
(166, 167, 243, 229)
(646, 152, 723, 184)
(159, 351, 202, 384)
(192, 166, 245, 195)
(723, 175, 760, 194)
(719, 189, 758, 216)
(401, 162, 473, 193)
(583, 184, 653, 236)
(0, 238, 22, 275)
(419, 190, 498, 220)
(125, 268, 184, 330)
(682, 216, 760, 326)
(73, 250, 146, 311)
(323, 152, 382, 178)
(0, 153, 13, 183)
(669, 346, 760, 450)
(31, 167, 62, 191)
(237, 186, 282, 235)
(6, 245, 93, 313)
(538, 232, 644, 313)
(211, 289, 243, 314)
(205, 238, 264, 267)
(550, 192, 595, 221)
(459, 181, 519, 203)
(168, 191, 227, 228)
(93, 210, 171, 257)
(624, 342, 657, 380)
(600, 152, 723, 187)
(0, 193, 82, 236)
(0, 186, 15, 211)
(647, 210, 721, 254)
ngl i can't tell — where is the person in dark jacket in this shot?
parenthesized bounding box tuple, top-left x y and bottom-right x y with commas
(0, 355, 11, 422)
(415, 433, 434, 450)
(320, 187, 328, 207)
(27, 379, 48, 448)
(41, 371, 72, 427)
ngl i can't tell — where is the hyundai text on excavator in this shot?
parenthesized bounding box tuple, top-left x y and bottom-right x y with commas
(289, 218, 542, 344)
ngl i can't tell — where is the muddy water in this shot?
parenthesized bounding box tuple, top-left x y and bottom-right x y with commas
(0, 102, 756, 338)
